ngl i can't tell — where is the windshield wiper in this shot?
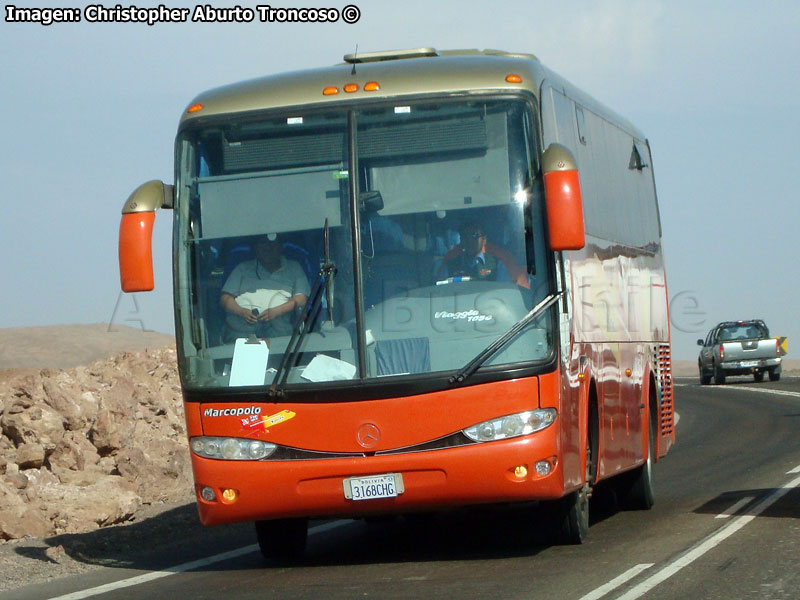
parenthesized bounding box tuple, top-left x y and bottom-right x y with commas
(269, 220, 336, 398)
(449, 291, 563, 385)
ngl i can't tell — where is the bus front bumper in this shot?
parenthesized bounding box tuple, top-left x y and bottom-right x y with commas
(191, 430, 564, 525)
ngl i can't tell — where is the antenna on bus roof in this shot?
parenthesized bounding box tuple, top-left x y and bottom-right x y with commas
(351, 44, 358, 75)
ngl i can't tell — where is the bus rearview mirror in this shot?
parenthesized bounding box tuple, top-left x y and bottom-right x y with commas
(542, 143, 586, 251)
(118, 180, 174, 292)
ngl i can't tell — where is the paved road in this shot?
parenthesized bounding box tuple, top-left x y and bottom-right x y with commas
(5, 376, 800, 600)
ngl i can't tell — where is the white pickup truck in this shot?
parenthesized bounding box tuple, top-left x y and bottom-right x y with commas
(697, 320, 782, 384)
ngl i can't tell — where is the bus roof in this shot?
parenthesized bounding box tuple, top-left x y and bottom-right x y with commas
(179, 49, 544, 125)
(178, 47, 642, 140)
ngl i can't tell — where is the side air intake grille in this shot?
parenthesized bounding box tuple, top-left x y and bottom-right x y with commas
(655, 343, 674, 438)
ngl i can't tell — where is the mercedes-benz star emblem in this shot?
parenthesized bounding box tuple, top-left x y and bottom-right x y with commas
(357, 423, 380, 448)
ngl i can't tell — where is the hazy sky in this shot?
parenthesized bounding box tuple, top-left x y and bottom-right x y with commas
(2, 0, 798, 360)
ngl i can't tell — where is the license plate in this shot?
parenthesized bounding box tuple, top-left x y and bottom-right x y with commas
(740, 360, 759, 367)
(343, 473, 404, 501)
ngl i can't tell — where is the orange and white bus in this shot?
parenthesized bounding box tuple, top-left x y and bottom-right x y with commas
(119, 48, 674, 555)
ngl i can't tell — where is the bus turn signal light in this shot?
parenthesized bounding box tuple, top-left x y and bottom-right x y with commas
(505, 74, 522, 83)
(187, 103, 204, 113)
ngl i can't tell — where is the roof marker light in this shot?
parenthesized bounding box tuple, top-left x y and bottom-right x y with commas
(344, 83, 359, 93)
(323, 86, 339, 96)
(364, 81, 380, 92)
(505, 74, 522, 83)
(187, 103, 204, 114)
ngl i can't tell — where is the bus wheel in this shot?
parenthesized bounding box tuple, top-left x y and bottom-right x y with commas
(618, 401, 656, 510)
(550, 429, 595, 544)
(255, 518, 308, 563)
(553, 486, 590, 545)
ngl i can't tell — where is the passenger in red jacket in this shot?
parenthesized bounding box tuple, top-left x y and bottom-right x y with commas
(436, 221, 530, 289)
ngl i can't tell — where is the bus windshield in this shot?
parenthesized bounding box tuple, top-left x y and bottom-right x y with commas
(174, 98, 555, 391)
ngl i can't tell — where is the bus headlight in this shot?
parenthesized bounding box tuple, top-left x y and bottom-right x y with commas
(190, 436, 277, 460)
(463, 409, 557, 442)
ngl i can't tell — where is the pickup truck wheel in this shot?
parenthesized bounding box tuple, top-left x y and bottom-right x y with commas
(714, 364, 726, 385)
(699, 363, 711, 385)
(769, 367, 781, 382)
(753, 371, 764, 383)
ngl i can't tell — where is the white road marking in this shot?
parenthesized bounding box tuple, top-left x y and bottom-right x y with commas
(614, 473, 800, 600)
(714, 496, 754, 519)
(708, 386, 800, 399)
(787, 465, 800, 474)
(47, 521, 346, 600)
(578, 564, 654, 600)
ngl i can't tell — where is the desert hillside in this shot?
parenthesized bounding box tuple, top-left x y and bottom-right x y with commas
(0, 324, 174, 369)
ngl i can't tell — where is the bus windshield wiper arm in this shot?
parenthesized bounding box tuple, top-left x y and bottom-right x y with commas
(449, 291, 563, 385)
(268, 261, 336, 398)
(269, 219, 335, 398)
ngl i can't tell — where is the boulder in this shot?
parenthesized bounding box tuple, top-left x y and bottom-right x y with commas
(0, 505, 52, 540)
(47, 431, 101, 475)
(16, 442, 45, 469)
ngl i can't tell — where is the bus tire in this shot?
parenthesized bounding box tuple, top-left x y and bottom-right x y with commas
(255, 518, 308, 563)
(549, 488, 589, 545)
(619, 387, 656, 510)
(549, 396, 597, 545)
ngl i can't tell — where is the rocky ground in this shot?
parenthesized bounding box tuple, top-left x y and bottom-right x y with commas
(0, 498, 203, 592)
(0, 335, 197, 592)
(0, 346, 192, 542)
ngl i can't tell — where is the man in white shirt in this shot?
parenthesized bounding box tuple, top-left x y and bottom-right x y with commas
(220, 234, 310, 340)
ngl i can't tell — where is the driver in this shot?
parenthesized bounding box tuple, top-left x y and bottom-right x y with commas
(436, 221, 529, 288)
(220, 233, 309, 340)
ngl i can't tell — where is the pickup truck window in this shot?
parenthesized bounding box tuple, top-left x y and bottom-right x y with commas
(718, 323, 768, 341)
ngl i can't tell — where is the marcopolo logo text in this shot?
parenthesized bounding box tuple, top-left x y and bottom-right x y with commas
(204, 406, 262, 418)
